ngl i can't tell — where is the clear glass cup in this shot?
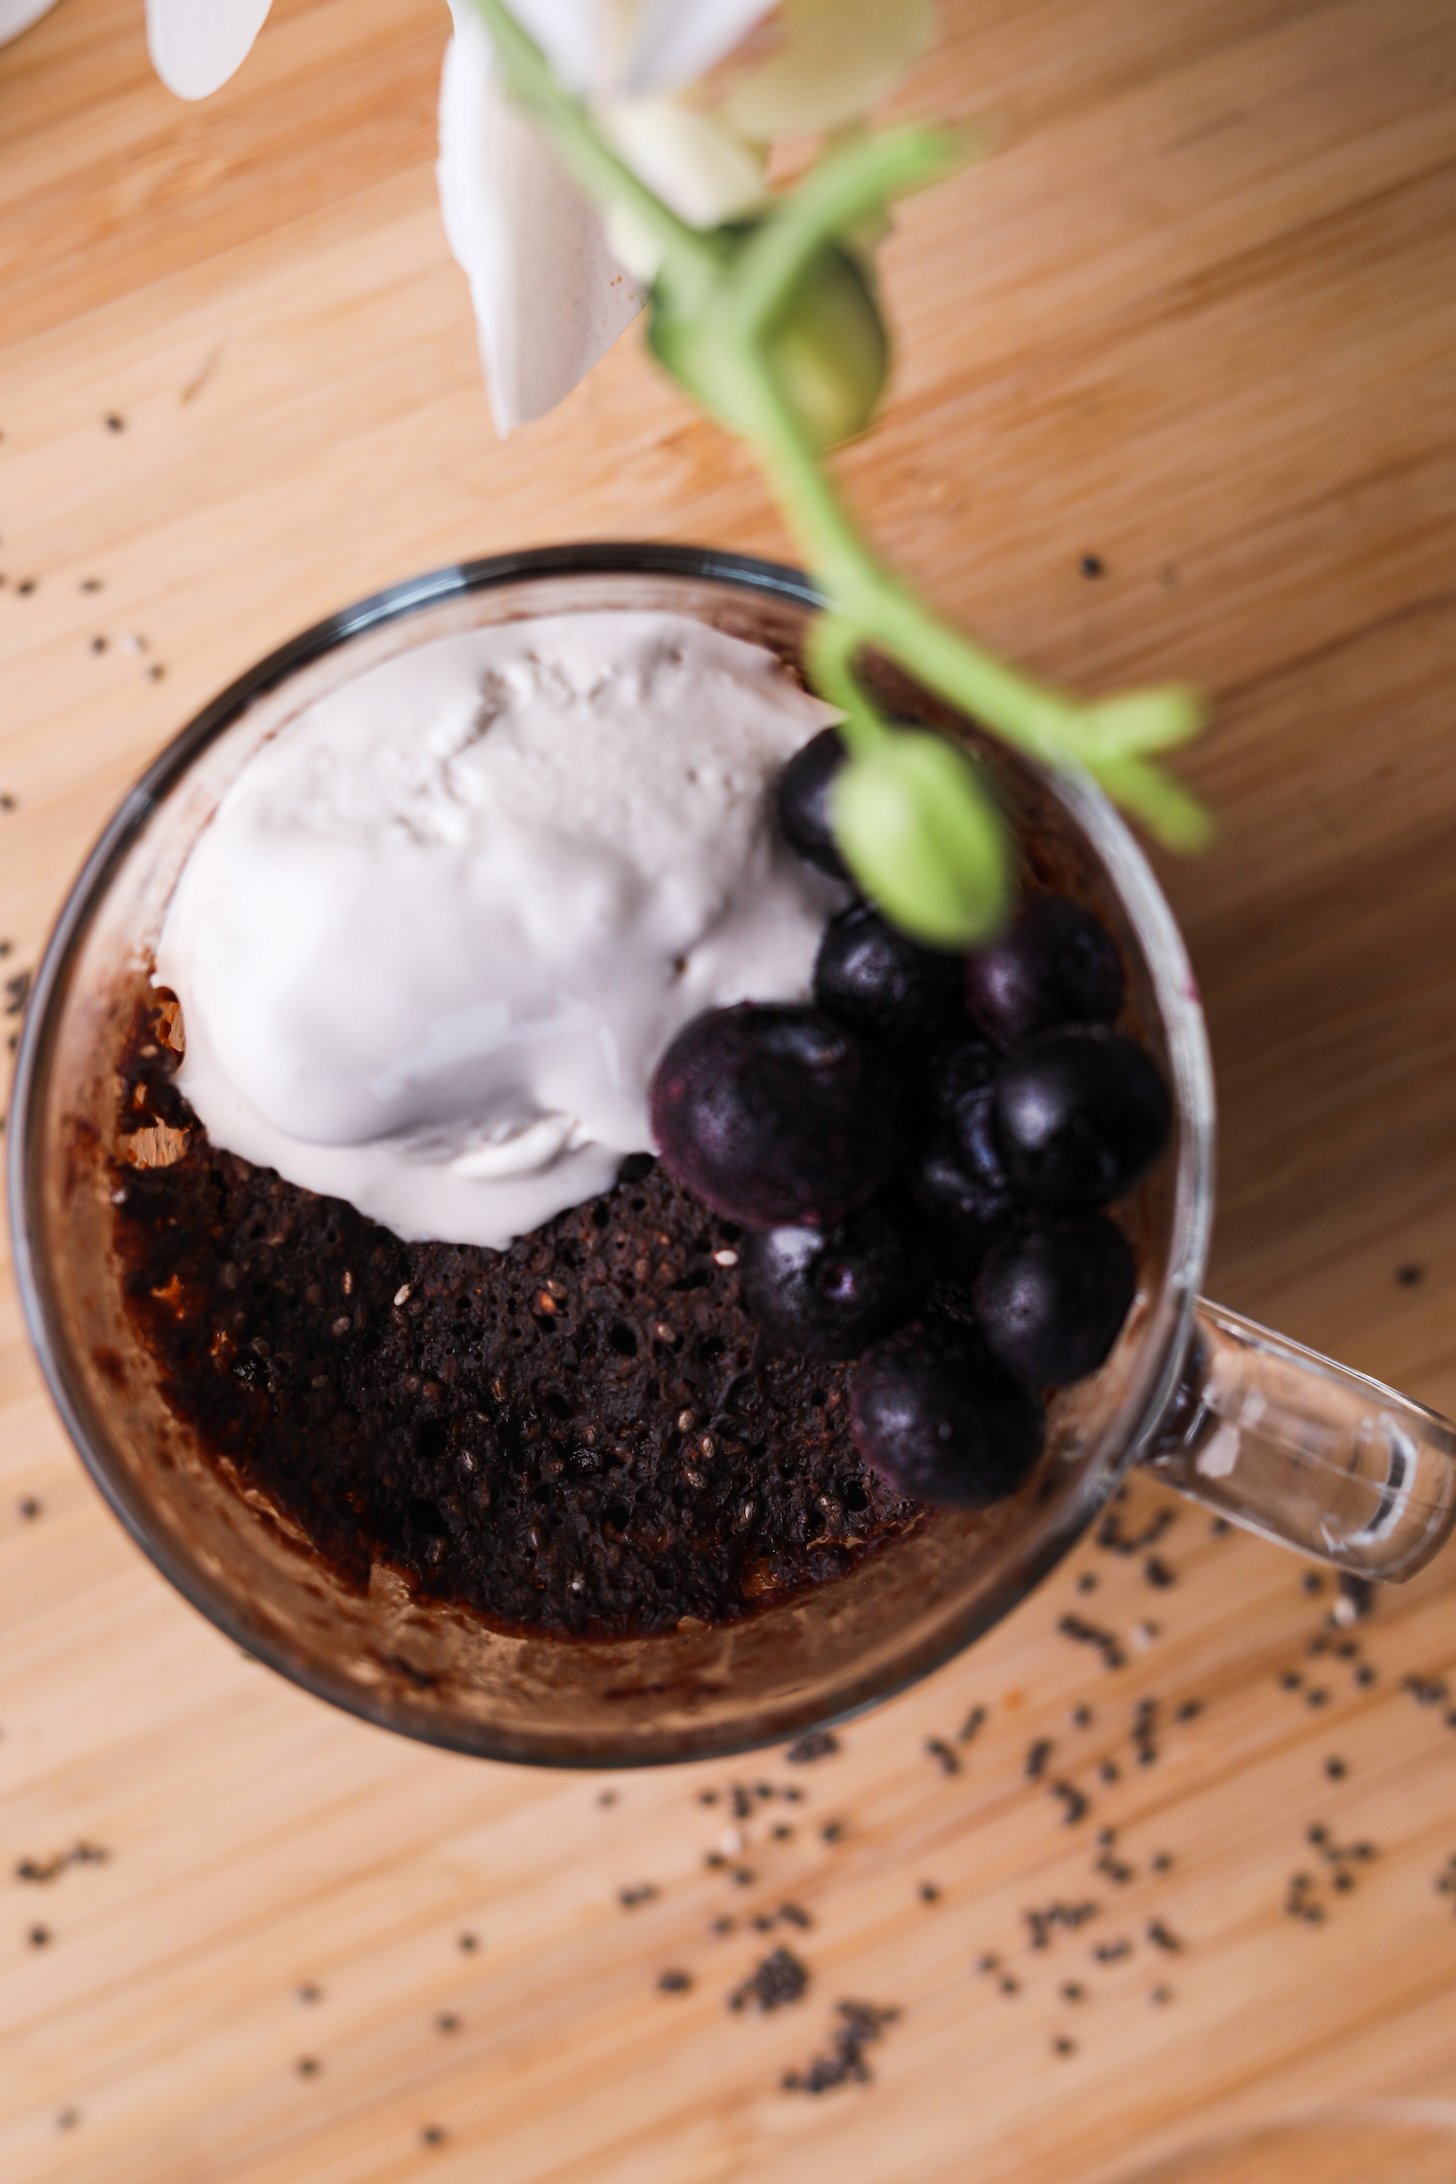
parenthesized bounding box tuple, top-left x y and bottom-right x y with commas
(9, 545, 1456, 1767)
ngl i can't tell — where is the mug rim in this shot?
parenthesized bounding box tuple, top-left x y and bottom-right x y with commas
(7, 542, 1215, 1765)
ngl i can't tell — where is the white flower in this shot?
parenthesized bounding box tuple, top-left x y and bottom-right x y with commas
(2, 0, 932, 434)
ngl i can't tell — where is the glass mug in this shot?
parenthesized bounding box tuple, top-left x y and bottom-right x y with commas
(10, 546, 1456, 1768)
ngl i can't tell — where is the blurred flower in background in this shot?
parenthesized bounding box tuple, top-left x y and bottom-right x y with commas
(0, 0, 931, 432)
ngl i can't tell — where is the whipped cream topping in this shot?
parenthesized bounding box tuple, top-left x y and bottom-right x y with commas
(157, 610, 841, 1250)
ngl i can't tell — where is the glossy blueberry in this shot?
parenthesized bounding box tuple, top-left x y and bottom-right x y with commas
(649, 1003, 903, 1228)
(813, 902, 965, 1044)
(965, 895, 1124, 1046)
(741, 1199, 926, 1361)
(850, 1320, 1044, 1508)
(776, 727, 849, 879)
(972, 1215, 1136, 1387)
(909, 1136, 1013, 1261)
(993, 1026, 1171, 1207)
(932, 1039, 1005, 1184)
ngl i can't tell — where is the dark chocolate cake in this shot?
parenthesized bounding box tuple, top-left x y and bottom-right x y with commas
(113, 999, 920, 1640)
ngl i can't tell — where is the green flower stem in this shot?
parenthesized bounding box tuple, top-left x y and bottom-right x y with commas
(803, 614, 892, 756)
(732, 354, 1081, 766)
(468, 0, 1209, 864)
(734, 126, 968, 335)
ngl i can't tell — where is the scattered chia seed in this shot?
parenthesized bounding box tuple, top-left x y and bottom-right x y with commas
(729, 1946, 809, 2013)
(104, 413, 126, 433)
(618, 1884, 660, 1909)
(56, 2109, 81, 2131)
(1174, 1699, 1204, 1724)
(436, 2012, 460, 2033)
(1395, 1263, 1424, 1287)
(1145, 1919, 1183, 1954)
(1324, 1756, 1348, 1780)
(1151, 1851, 1173, 1874)
(959, 1704, 988, 1743)
(1280, 1669, 1303, 1690)
(999, 1974, 1020, 1995)
(17, 1497, 42, 1521)
(730, 1866, 756, 1888)
(297, 1985, 322, 2005)
(1144, 1555, 1176, 1589)
(16, 1842, 108, 1883)
(1050, 1780, 1090, 1827)
(148, 663, 167, 682)
(924, 1737, 960, 1776)
(778, 1902, 812, 1930)
(918, 1882, 942, 1904)
(597, 1789, 618, 1807)
(1149, 1986, 1174, 2006)
(820, 1821, 846, 1845)
(698, 1789, 719, 1805)
(1096, 1504, 1174, 1556)
(771, 1823, 794, 1842)
(1025, 1900, 1100, 1951)
(1306, 1687, 1330, 1709)
(786, 1730, 840, 1764)
(1053, 2035, 1076, 2056)
(1209, 1516, 1232, 1536)
(1076, 1571, 1099, 1593)
(1071, 1705, 1094, 1729)
(295, 2057, 320, 2079)
(975, 1953, 1000, 1975)
(1061, 1982, 1086, 2004)
(1404, 1675, 1449, 1709)
(1302, 1572, 1325, 1596)
(89, 635, 108, 654)
(1079, 553, 1106, 579)
(1098, 1760, 1120, 1786)
(421, 2125, 448, 2148)
(658, 1969, 693, 1994)
(1058, 1614, 1126, 1672)
(28, 1925, 51, 1948)
(1092, 1938, 1131, 1964)
(782, 2000, 899, 2094)
(457, 1932, 480, 1953)
(80, 576, 103, 593)
(1025, 1738, 1054, 1781)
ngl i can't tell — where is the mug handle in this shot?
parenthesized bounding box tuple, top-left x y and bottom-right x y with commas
(1143, 1299, 1456, 1580)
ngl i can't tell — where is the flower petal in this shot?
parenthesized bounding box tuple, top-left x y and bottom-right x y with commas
(438, 4, 643, 434)
(146, 0, 273, 99)
(0, 0, 59, 51)
(619, 0, 777, 95)
(721, 0, 935, 139)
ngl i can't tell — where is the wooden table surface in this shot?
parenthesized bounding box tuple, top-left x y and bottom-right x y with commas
(4, 1, 1456, 2178)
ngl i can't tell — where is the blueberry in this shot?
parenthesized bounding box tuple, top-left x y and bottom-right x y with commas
(973, 1215, 1136, 1386)
(776, 727, 848, 879)
(850, 1321, 1044, 1508)
(814, 902, 964, 1044)
(994, 1026, 1171, 1207)
(650, 1003, 903, 1228)
(965, 895, 1124, 1045)
(741, 1199, 925, 1360)
(932, 1039, 1005, 1183)
(910, 1133, 1012, 1251)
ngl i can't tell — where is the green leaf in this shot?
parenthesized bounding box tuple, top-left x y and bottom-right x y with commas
(831, 732, 1011, 948)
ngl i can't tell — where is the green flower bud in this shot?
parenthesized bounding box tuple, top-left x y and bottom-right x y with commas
(649, 232, 889, 452)
(830, 731, 1011, 948)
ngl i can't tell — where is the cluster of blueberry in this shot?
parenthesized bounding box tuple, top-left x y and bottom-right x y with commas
(648, 730, 1171, 1510)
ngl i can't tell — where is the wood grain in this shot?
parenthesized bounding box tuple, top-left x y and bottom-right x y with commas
(3, 0, 1456, 2178)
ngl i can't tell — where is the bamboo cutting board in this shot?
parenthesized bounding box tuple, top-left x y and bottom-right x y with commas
(4, 0, 1456, 2178)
